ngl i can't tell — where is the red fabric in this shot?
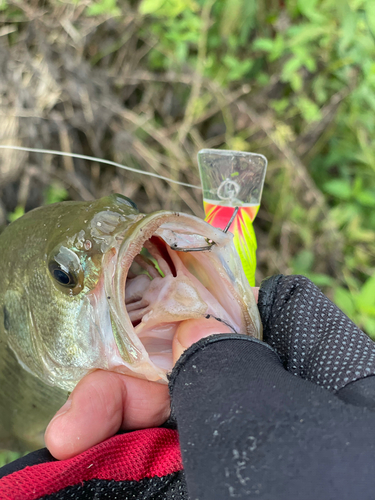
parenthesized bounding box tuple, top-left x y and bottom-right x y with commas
(0, 428, 182, 500)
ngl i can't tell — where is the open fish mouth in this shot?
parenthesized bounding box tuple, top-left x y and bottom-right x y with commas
(105, 211, 262, 383)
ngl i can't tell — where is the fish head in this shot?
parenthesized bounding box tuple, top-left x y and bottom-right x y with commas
(1, 194, 140, 388)
(0, 194, 261, 391)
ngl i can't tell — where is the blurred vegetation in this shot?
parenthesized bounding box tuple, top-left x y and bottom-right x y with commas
(0, 449, 26, 467)
(0, 0, 374, 343)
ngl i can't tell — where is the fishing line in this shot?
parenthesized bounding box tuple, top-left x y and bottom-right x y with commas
(0, 145, 202, 190)
(204, 314, 237, 334)
(0, 145, 240, 245)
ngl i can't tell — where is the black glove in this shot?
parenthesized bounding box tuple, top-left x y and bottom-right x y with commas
(169, 275, 375, 500)
(258, 274, 375, 401)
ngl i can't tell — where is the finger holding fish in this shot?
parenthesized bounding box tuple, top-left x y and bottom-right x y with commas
(45, 294, 258, 461)
(45, 370, 170, 461)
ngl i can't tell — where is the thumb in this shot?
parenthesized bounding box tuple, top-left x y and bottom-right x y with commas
(172, 317, 233, 364)
(172, 287, 260, 365)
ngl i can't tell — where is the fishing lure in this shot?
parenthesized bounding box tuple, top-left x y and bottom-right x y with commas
(198, 149, 267, 286)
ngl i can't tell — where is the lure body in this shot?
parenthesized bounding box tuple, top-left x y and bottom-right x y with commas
(198, 149, 267, 286)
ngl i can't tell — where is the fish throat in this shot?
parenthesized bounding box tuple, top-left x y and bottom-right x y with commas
(126, 235, 237, 370)
(107, 212, 254, 382)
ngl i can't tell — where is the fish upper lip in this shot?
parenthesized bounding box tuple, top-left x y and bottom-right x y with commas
(117, 211, 233, 268)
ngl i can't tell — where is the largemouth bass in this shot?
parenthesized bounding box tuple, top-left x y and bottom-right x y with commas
(0, 193, 261, 451)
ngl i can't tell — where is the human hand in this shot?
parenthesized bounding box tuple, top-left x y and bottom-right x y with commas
(168, 275, 375, 500)
(257, 275, 375, 392)
(45, 289, 259, 460)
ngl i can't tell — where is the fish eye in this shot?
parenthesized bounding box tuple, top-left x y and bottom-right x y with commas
(49, 265, 76, 287)
(48, 246, 84, 295)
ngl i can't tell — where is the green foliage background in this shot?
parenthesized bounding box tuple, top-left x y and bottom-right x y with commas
(0, 0, 375, 460)
(135, 0, 375, 334)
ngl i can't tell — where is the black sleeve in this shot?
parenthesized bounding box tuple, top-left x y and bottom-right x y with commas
(336, 376, 375, 409)
(169, 334, 375, 500)
(0, 447, 55, 478)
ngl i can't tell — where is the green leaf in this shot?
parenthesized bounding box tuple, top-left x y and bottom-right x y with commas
(270, 98, 289, 114)
(297, 96, 322, 122)
(339, 5, 357, 53)
(305, 273, 335, 287)
(312, 75, 328, 104)
(357, 190, 375, 207)
(365, 0, 375, 39)
(252, 37, 274, 52)
(139, 0, 165, 15)
(139, 0, 198, 18)
(364, 317, 375, 338)
(288, 24, 326, 46)
(289, 72, 303, 92)
(223, 55, 253, 81)
(0, 451, 25, 467)
(296, 0, 326, 22)
(323, 179, 352, 200)
(269, 34, 286, 61)
(44, 183, 69, 205)
(86, 0, 120, 16)
(331, 204, 360, 226)
(334, 287, 356, 318)
(356, 274, 375, 310)
(291, 250, 314, 274)
(281, 56, 302, 81)
(8, 206, 25, 223)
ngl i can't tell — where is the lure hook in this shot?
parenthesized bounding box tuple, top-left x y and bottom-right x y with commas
(169, 207, 239, 252)
(223, 207, 239, 233)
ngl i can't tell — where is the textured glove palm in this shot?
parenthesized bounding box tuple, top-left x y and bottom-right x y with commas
(258, 274, 375, 391)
